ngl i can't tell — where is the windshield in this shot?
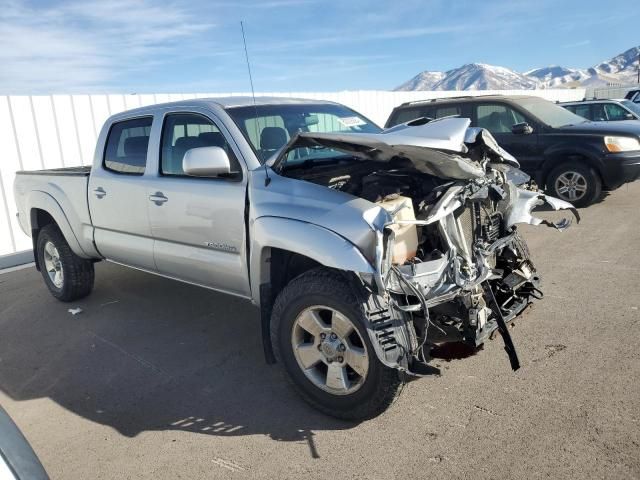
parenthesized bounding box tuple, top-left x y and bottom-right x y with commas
(514, 98, 588, 128)
(226, 103, 381, 165)
(620, 100, 640, 117)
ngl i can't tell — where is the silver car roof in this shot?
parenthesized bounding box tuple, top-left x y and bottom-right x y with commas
(561, 99, 625, 105)
(116, 96, 339, 117)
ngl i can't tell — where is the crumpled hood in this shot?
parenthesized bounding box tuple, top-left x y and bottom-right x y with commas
(269, 117, 519, 180)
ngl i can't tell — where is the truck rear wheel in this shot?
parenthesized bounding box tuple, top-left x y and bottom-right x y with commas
(36, 224, 94, 302)
(270, 268, 402, 420)
(547, 162, 602, 208)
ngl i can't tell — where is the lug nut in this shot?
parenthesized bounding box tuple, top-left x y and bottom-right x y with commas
(330, 333, 337, 340)
(338, 344, 346, 352)
(337, 356, 344, 363)
(320, 333, 326, 339)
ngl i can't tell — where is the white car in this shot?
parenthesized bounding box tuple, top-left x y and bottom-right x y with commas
(560, 99, 640, 122)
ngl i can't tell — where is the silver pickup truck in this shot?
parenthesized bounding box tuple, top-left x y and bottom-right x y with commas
(14, 97, 577, 420)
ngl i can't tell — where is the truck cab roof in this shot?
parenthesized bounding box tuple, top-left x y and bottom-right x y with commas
(114, 96, 339, 118)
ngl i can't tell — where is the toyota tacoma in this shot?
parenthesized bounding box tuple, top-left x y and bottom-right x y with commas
(14, 97, 577, 419)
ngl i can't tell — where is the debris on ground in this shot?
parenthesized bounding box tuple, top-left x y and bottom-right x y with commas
(68, 307, 83, 315)
(99, 300, 119, 307)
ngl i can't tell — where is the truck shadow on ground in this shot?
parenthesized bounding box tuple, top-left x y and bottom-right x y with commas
(0, 263, 357, 458)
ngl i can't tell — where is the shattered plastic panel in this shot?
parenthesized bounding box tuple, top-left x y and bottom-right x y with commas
(499, 183, 580, 231)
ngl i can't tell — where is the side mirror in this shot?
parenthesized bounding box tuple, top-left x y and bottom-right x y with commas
(511, 122, 533, 135)
(183, 146, 231, 177)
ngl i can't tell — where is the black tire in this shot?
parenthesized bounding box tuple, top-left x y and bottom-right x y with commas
(270, 268, 402, 420)
(36, 224, 95, 302)
(547, 162, 602, 208)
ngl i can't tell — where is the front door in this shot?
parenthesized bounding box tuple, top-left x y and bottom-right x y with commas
(146, 111, 250, 297)
(474, 103, 541, 174)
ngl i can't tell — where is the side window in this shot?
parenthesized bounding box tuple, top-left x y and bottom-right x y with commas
(103, 117, 153, 174)
(604, 103, 629, 121)
(574, 104, 591, 120)
(160, 113, 241, 177)
(434, 105, 460, 118)
(476, 104, 526, 134)
(389, 107, 424, 126)
(591, 104, 607, 121)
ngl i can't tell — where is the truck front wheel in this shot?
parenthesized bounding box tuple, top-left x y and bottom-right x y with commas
(36, 224, 95, 302)
(270, 268, 402, 420)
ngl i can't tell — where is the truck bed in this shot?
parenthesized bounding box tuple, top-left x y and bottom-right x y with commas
(16, 166, 91, 176)
(13, 166, 95, 258)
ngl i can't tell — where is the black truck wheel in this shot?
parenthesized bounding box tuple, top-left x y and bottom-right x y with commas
(547, 162, 602, 208)
(36, 224, 95, 302)
(270, 268, 402, 420)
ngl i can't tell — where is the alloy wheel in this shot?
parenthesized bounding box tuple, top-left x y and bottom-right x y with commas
(43, 241, 64, 288)
(291, 306, 369, 395)
(554, 171, 588, 201)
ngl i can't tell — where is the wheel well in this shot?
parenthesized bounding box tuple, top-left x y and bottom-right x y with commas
(30, 209, 57, 271)
(259, 248, 322, 365)
(269, 248, 322, 300)
(542, 153, 602, 188)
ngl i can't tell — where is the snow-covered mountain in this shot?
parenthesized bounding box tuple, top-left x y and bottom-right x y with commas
(524, 66, 590, 87)
(395, 45, 639, 91)
(396, 63, 537, 91)
(395, 71, 445, 91)
(589, 46, 640, 85)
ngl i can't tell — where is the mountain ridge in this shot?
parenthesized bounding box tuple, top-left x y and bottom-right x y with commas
(395, 46, 639, 91)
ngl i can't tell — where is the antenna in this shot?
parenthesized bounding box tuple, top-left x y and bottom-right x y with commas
(240, 21, 270, 186)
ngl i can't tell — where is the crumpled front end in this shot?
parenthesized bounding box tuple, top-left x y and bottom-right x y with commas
(373, 170, 578, 374)
(276, 117, 578, 375)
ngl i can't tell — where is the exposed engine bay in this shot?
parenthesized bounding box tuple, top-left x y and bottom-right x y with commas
(270, 117, 579, 375)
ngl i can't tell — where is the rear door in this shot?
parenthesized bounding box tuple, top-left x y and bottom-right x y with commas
(88, 116, 156, 270)
(473, 102, 541, 173)
(145, 109, 251, 297)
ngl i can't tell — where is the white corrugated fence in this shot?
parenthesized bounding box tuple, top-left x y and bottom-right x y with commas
(0, 88, 585, 261)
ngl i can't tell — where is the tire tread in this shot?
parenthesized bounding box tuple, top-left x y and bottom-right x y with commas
(37, 224, 94, 302)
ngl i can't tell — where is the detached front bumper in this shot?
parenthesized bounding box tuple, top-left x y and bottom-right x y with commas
(601, 151, 640, 190)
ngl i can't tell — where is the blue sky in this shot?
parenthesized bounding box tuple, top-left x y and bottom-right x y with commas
(0, 0, 638, 93)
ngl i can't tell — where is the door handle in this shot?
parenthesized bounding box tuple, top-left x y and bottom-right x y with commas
(93, 187, 106, 199)
(149, 192, 168, 206)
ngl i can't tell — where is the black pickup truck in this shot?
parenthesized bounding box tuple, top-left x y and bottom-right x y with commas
(386, 95, 640, 207)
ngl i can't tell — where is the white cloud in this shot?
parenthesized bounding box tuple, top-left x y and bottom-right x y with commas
(0, 0, 219, 93)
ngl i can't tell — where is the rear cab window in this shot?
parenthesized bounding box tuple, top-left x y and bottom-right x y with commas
(103, 117, 153, 174)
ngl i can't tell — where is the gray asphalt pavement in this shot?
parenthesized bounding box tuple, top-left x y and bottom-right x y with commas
(1, 183, 639, 479)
